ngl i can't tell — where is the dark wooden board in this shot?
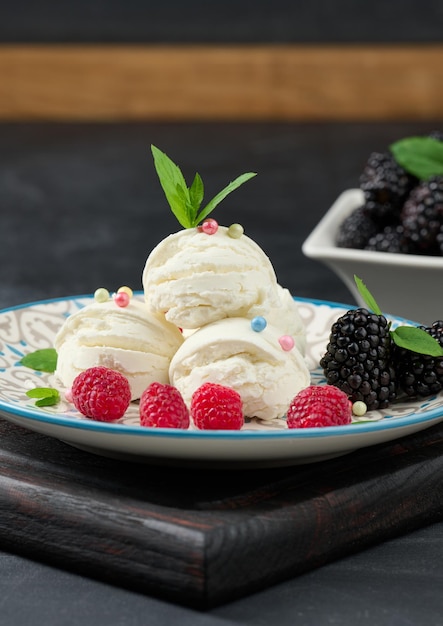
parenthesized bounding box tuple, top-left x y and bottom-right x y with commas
(0, 417, 443, 608)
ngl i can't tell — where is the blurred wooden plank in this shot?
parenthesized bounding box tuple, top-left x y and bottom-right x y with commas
(0, 44, 442, 120)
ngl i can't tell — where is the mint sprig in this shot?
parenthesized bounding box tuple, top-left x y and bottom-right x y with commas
(20, 348, 58, 373)
(151, 145, 257, 228)
(390, 136, 443, 180)
(354, 275, 443, 356)
(26, 387, 60, 407)
(354, 275, 383, 316)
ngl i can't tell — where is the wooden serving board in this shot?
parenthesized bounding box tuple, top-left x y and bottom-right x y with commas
(0, 417, 443, 609)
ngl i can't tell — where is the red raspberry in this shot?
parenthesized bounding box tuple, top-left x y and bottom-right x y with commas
(71, 366, 131, 421)
(139, 382, 190, 429)
(287, 385, 352, 428)
(190, 382, 243, 430)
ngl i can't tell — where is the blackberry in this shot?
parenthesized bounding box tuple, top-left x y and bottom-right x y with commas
(359, 152, 417, 223)
(428, 130, 443, 142)
(436, 224, 443, 254)
(364, 224, 410, 253)
(320, 307, 397, 411)
(362, 199, 394, 226)
(394, 321, 443, 398)
(336, 205, 377, 249)
(400, 176, 443, 254)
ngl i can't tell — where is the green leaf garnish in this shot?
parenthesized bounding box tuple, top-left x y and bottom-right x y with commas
(354, 275, 443, 357)
(26, 387, 60, 407)
(390, 136, 443, 180)
(354, 275, 383, 316)
(391, 326, 443, 356)
(151, 144, 256, 228)
(194, 173, 257, 224)
(20, 348, 58, 373)
(189, 172, 204, 211)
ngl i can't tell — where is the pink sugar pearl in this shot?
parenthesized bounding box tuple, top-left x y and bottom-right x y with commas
(114, 291, 130, 307)
(279, 335, 295, 351)
(201, 218, 218, 235)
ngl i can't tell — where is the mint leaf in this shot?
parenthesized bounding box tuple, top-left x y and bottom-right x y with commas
(353, 275, 443, 358)
(151, 144, 256, 228)
(390, 136, 443, 180)
(353, 275, 443, 356)
(195, 172, 257, 225)
(26, 387, 60, 407)
(391, 326, 443, 356)
(354, 275, 383, 315)
(189, 172, 204, 212)
(151, 145, 192, 228)
(20, 348, 57, 373)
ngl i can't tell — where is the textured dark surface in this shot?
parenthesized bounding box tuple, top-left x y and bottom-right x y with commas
(1, 417, 443, 609)
(1, 0, 443, 43)
(1, 121, 443, 623)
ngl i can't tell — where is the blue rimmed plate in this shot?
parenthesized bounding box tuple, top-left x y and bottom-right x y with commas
(0, 295, 442, 468)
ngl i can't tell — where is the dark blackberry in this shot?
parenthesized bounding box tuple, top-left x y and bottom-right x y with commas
(362, 199, 393, 225)
(320, 308, 397, 411)
(428, 130, 443, 142)
(394, 321, 443, 398)
(336, 205, 377, 249)
(364, 224, 410, 253)
(400, 176, 443, 255)
(359, 152, 417, 222)
(436, 224, 443, 254)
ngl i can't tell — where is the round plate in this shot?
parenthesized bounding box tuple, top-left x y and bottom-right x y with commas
(0, 295, 442, 468)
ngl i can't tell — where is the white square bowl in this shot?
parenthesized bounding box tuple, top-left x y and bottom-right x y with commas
(302, 188, 443, 326)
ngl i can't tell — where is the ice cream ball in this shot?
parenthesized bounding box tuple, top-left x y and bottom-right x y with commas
(142, 226, 281, 330)
(169, 317, 311, 421)
(54, 298, 184, 400)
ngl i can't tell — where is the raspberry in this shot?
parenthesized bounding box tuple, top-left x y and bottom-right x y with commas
(190, 382, 243, 430)
(287, 385, 352, 428)
(139, 382, 189, 429)
(71, 366, 131, 421)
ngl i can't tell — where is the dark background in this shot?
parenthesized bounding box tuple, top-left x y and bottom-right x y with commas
(2, 120, 442, 310)
(1, 0, 443, 43)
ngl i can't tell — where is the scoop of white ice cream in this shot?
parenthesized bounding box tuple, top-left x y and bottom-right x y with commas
(54, 298, 184, 400)
(169, 317, 310, 421)
(142, 226, 281, 329)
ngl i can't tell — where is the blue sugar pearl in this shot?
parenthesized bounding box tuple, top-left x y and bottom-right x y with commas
(251, 316, 267, 332)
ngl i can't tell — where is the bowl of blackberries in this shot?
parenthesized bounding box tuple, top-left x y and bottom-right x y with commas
(303, 130, 443, 325)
